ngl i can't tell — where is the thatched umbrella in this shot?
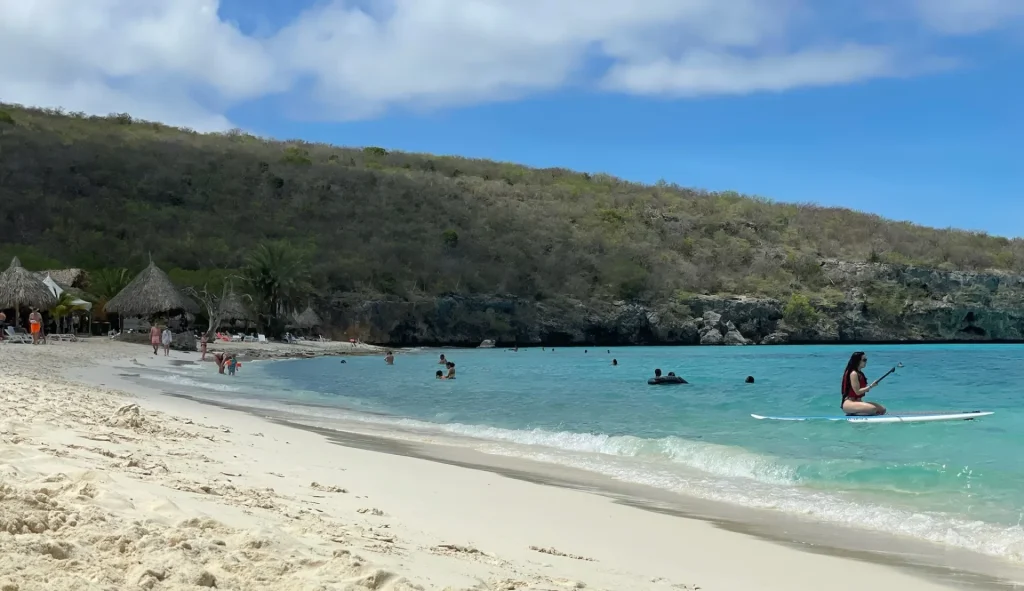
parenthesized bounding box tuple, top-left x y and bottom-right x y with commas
(217, 290, 250, 322)
(292, 305, 322, 330)
(104, 260, 199, 319)
(0, 257, 58, 326)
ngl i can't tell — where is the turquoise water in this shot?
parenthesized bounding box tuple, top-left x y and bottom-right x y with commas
(148, 345, 1024, 561)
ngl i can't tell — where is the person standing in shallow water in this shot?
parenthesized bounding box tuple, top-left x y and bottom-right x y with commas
(385, 351, 394, 365)
(841, 351, 886, 416)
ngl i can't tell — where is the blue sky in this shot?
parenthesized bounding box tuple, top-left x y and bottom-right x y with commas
(3, 0, 1022, 236)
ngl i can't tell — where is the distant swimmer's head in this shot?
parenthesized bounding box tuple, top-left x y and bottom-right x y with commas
(440, 354, 446, 360)
(340, 359, 347, 363)
(436, 370, 443, 379)
(612, 359, 618, 366)
(654, 368, 662, 377)
(745, 376, 754, 383)
(668, 372, 676, 377)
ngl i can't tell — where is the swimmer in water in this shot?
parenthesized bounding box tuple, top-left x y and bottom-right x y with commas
(435, 370, 444, 379)
(439, 354, 447, 365)
(612, 359, 618, 366)
(446, 361, 456, 379)
(385, 351, 394, 365)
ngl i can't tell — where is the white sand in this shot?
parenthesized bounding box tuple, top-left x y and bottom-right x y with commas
(196, 338, 388, 360)
(0, 339, 977, 590)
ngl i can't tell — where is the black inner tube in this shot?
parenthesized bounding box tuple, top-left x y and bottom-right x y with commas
(648, 376, 687, 385)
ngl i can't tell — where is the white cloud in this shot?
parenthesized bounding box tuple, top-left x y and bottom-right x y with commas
(601, 45, 898, 96)
(0, 0, 279, 130)
(0, 0, 1013, 127)
(914, 0, 1024, 35)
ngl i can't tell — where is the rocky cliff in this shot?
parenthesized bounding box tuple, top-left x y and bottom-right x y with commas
(324, 261, 1024, 346)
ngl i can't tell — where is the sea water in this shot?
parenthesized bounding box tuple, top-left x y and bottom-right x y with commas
(145, 344, 1024, 562)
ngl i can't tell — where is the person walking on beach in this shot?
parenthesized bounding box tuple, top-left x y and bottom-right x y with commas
(161, 326, 172, 356)
(200, 333, 208, 360)
(149, 324, 161, 355)
(841, 351, 886, 416)
(28, 308, 43, 345)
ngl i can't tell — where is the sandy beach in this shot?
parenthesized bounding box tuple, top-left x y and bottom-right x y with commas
(0, 339, 1015, 590)
(184, 337, 389, 360)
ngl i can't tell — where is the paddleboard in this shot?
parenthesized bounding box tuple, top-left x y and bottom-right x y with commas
(750, 411, 993, 423)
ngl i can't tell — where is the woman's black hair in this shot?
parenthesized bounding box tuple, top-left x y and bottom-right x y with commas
(842, 352, 867, 395)
(844, 352, 866, 375)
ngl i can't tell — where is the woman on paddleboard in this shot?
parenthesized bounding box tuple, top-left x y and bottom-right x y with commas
(841, 352, 886, 416)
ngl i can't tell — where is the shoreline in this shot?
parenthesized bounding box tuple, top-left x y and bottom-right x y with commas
(84, 346, 1024, 587)
(110, 386, 1024, 591)
(2, 339, 1021, 589)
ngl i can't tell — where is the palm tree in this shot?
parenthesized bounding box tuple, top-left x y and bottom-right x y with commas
(49, 291, 89, 333)
(89, 268, 133, 321)
(241, 242, 310, 334)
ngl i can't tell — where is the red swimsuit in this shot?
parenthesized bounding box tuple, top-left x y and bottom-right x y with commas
(841, 370, 867, 408)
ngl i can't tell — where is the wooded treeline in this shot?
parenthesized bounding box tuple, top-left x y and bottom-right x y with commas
(1, 102, 1020, 327)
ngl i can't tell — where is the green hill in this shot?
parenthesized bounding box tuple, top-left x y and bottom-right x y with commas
(1, 102, 1022, 345)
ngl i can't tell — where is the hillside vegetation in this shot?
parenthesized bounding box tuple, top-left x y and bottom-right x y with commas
(0, 102, 1021, 343)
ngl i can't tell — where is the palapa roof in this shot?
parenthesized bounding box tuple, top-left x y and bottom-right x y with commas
(217, 290, 250, 321)
(103, 261, 199, 317)
(292, 306, 323, 329)
(0, 257, 58, 310)
(37, 268, 89, 289)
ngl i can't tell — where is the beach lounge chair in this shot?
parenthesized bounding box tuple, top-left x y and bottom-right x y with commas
(257, 334, 267, 343)
(3, 327, 31, 344)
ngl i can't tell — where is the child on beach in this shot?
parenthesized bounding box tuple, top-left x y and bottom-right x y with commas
(227, 356, 237, 376)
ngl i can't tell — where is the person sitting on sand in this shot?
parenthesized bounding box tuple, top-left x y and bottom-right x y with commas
(841, 352, 886, 416)
(445, 361, 456, 379)
(385, 351, 394, 365)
